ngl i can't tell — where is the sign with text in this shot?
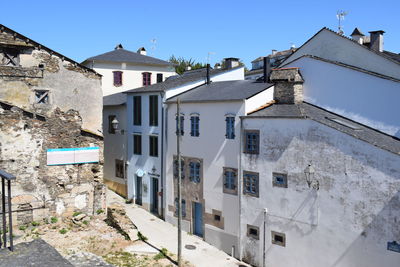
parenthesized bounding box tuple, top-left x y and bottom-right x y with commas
(47, 147, 99, 165)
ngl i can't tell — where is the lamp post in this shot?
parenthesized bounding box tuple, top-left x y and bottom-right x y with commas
(304, 164, 319, 190)
(111, 117, 124, 134)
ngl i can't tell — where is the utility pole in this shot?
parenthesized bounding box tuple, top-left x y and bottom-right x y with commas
(177, 98, 182, 266)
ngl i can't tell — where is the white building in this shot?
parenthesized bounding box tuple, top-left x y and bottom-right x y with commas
(279, 27, 400, 137)
(123, 64, 245, 217)
(82, 45, 176, 197)
(239, 68, 400, 267)
(164, 78, 274, 257)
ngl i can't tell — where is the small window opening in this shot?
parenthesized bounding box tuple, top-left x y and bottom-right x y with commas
(34, 90, 49, 104)
(214, 214, 221, 221)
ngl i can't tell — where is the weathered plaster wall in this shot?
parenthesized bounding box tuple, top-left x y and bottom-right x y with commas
(240, 118, 400, 267)
(0, 29, 102, 134)
(0, 104, 105, 224)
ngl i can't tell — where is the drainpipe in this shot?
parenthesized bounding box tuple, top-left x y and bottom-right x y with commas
(238, 115, 244, 260)
(160, 91, 165, 219)
(263, 208, 268, 267)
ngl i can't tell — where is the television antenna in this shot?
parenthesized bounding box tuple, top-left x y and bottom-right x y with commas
(336, 10, 348, 35)
(150, 38, 157, 56)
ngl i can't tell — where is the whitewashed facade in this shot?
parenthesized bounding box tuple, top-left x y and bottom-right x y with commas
(164, 80, 274, 257)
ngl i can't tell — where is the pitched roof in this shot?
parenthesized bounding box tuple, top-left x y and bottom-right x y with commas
(166, 80, 273, 103)
(103, 92, 126, 106)
(280, 27, 400, 68)
(0, 24, 99, 76)
(82, 47, 173, 66)
(251, 48, 297, 63)
(247, 102, 400, 155)
(124, 66, 243, 94)
(350, 27, 365, 36)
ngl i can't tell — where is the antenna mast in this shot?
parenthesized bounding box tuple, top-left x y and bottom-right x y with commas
(336, 10, 348, 35)
(150, 38, 157, 56)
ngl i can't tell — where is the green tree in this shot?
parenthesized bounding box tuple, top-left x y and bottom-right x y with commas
(169, 55, 206, 75)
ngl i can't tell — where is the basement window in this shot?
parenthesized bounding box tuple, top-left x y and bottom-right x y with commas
(271, 231, 286, 247)
(214, 214, 221, 221)
(272, 172, 288, 188)
(247, 225, 259, 240)
(34, 90, 49, 104)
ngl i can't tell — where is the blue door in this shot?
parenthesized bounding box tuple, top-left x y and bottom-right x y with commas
(193, 202, 203, 237)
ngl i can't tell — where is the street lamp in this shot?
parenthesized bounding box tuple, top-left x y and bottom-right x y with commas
(304, 164, 319, 190)
(111, 117, 124, 134)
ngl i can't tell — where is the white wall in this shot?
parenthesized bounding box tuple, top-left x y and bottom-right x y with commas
(103, 105, 127, 185)
(281, 29, 400, 80)
(88, 61, 175, 96)
(240, 118, 400, 267)
(165, 101, 245, 256)
(245, 86, 274, 114)
(285, 57, 400, 136)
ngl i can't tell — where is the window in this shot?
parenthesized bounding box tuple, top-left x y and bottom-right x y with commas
(149, 95, 158, 126)
(190, 115, 200, 137)
(223, 167, 237, 195)
(133, 134, 142, 155)
(174, 198, 186, 217)
(157, 73, 163, 83)
(115, 159, 124, 178)
(273, 172, 288, 188)
(271, 231, 286, 247)
(133, 96, 141, 125)
(34, 90, 49, 104)
(244, 130, 259, 154)
(113, 71, 122, 86)
(173, 158, 185, 179)
(142, 72, 151, 86)
(0, 48, 20, 66)
(214, 214, 221, 221)
(225, 116, 235, 139)
(108, 115, 116, 134)
(149, 135, 158, 157)
(176, 114, 184, 136)
(247, 225, 259, 240)
(189, 161, 201, 183)
(243, 171, 259, 197)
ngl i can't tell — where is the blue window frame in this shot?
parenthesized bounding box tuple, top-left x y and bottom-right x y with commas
(226, 116, 235, 139)
(189, 161, 201, 183)
(243, 171, 259, 197)
(224, 170, 236, 190)
(174, 198, 186, 217)
(176, 115, 184, 136)
(244, 130, 259, 154)
(173, 158, 185, 179)
(273, 173, 288, 188)
(190, 116, 200, 137)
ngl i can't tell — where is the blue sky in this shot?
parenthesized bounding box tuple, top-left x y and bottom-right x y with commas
(1, 0, 399, 68)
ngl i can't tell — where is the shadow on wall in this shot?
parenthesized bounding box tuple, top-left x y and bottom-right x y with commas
(330, 191, 400, 267)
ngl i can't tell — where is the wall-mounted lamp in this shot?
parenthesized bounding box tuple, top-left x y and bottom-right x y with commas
(304, 164, 319, 190)
(111, 117, 124, 134)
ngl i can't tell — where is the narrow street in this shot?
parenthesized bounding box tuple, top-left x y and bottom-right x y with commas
(107, 189, 249, 267)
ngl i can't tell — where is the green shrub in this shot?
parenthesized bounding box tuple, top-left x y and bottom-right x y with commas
(96, 209, 104, 215)
(73, 211, 82, 217)
(154, 247, 168, 260)
(51, 217, 58, 224)
(19, 225, 27, 231)
(59, 228, 68, 234)
(31, 221, 40, 227)
(83, 220, 89, 225)
(137, 231, 148, 241)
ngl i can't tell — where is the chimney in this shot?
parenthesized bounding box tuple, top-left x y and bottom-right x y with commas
(350, 28, 365, 44)
(115, 44, 123, 50)
(224, 57, 240, 69)
(263, 57, 271, 83)
(137, 47, 147, 55)
(271, 49, 277, 56)
(214, 63, 221, 69)
(206, 64, 211, 84)
(270, 68, 304, 104)
(369, 30, 385, 52)
(185, 65, 192, 71)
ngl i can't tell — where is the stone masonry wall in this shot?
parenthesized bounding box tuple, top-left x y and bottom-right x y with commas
(0, 104, 105, 224)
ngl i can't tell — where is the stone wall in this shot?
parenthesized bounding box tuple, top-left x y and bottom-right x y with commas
(0, 103, 105, 224)
(270, 68, 304, 104)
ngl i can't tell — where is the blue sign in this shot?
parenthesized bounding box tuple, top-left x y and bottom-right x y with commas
(387, 241, 400, 253)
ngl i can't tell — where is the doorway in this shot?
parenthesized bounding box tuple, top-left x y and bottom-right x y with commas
(151, 177, 159, 214)
(136, 175, 142, 206)
(193, 202, 203, 237)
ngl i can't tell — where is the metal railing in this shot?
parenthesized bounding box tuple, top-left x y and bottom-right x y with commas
(0, 169, 15, 251)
